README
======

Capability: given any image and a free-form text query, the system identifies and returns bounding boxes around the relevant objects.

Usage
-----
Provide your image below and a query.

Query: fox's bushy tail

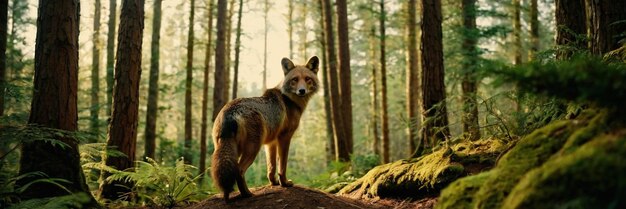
[211,114,239,201]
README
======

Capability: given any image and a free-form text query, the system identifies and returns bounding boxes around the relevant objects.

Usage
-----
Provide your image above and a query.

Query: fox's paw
[239,191,253,198]
[279,179,294,187]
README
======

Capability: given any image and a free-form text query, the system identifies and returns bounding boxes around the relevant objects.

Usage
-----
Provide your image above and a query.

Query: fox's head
[281,56,320,98]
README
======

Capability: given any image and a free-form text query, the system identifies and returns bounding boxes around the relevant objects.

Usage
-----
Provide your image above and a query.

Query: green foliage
[435,171,492,209]
[492,56,626,109]
[0,171,76,208]
[103,158,205,207]
[6,192,93,209]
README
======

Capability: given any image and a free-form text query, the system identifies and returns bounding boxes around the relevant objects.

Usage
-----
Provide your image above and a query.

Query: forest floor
[184,185,437,209]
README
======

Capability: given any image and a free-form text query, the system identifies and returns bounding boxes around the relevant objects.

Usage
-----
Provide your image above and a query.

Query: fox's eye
[305,77,312,82]
[291,78,298,82]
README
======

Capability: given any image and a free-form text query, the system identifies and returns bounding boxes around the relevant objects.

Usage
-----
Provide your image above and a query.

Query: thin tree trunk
[512,0,522,65]
[368,23,379,157]
[184,0,195,165]
[288,0,293,58]
[144,0,162,161]
[106,0,117,118]
[529,0,539,60]
[18,0,97,205]
[300,0,308,58]
[100,0,145,199]
[223,0,235,101]
[406,0,419,156]
[91,0,102,138]
[316,0,335,164]
[232,0,243,99]
[212,0,228,120]
[555,0,586,59]
[0,0,7,116]
[461,0,480,141]
[200,0,215,181]
[585,0,626,55]
[419,0,450,154]
[335,0,353,162]
[263,0,269,90]
[321,0,346,162]
[379,0,390,163]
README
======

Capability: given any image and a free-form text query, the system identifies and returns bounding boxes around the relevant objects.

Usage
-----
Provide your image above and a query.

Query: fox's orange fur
[211,56,320,202]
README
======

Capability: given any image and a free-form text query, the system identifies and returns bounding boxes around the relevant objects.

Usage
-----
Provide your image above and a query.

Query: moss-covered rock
[435,171,492,209]
[338,140,505,199]
[502,132,626,209]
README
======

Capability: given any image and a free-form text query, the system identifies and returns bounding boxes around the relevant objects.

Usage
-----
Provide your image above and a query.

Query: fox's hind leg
[265,143,279,185]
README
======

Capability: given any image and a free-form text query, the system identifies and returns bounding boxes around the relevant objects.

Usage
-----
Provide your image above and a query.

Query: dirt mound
[185,186,387,209]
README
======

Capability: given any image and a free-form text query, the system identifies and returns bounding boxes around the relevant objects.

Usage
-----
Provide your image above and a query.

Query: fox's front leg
[265,144,279,185]
[277,135,294,187]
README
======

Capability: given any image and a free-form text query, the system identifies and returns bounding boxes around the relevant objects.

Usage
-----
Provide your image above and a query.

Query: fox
[211,56,320,202]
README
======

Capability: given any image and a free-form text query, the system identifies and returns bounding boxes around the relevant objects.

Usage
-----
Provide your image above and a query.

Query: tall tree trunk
[406,0,419,156]
[144,0,162,161]
[585,0,626,55]
[299,0,308,58]
[419,0,450,154]
[18,0,97,205]
[379,0,390,163]
[512,0,522,65]
[212,0,228,120]
[529,0,539,60]
[316,0,335,164]
[232,0,243,99]
[100,0,145,199]
[223,0,235,101]
[321,0,346,162]
[0,0,7,116]
[91,0,102,138]
[461,0,480,141]
[555,0,586,60]
[106,0,117,118]
[184,0,195,165]
[200,0,215,181]
[262,0,269,90]
[335,0,353,162]
[368,23,380,157]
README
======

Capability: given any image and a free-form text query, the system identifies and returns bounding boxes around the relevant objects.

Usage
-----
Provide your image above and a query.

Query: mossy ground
[437,109,626,209]
[337,139,505,199]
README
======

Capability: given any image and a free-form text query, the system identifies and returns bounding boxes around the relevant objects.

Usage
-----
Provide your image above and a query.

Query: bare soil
[184,185,437,209]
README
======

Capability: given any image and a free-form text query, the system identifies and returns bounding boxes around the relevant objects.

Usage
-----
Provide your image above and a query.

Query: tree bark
[106,0,117,118]
[99,0,145,200]
[555,0,586,60]
[585,0,626,55]
[335,0,353,162]
[144,0,162,161]
[419,0,450,154]
[406,0,419,156]
[90,0,102,138]
[321,0,347,162]
[223,0,235,101]
[379,0,390,163]
[0,0,7,116]
[288,0,293,58]
[232,0,243,99]
[212,0,228,121]
[299,0,308,58]
[18,0,97,205]
[200,0,215,181]
[184,0,195,165]
[461,0,480,141]
[529,0,539,60]
[316,0,335,164]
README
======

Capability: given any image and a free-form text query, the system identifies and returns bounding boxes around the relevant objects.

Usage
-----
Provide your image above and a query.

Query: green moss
[503,133,626,209]
[435,171,492,209]
[473,120,580,209]
[338,148,466,199]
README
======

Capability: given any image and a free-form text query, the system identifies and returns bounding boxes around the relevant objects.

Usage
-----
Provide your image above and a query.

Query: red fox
[211,56,320,202]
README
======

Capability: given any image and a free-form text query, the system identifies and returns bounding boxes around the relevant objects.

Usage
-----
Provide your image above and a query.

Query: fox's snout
[297,88,306,96]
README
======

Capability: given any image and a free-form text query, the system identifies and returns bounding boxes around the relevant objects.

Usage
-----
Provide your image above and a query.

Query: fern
[104,158,203,207]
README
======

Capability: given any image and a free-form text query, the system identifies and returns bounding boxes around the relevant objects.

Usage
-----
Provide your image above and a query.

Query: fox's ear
[281,57,295,75]
[306,56,319,74]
